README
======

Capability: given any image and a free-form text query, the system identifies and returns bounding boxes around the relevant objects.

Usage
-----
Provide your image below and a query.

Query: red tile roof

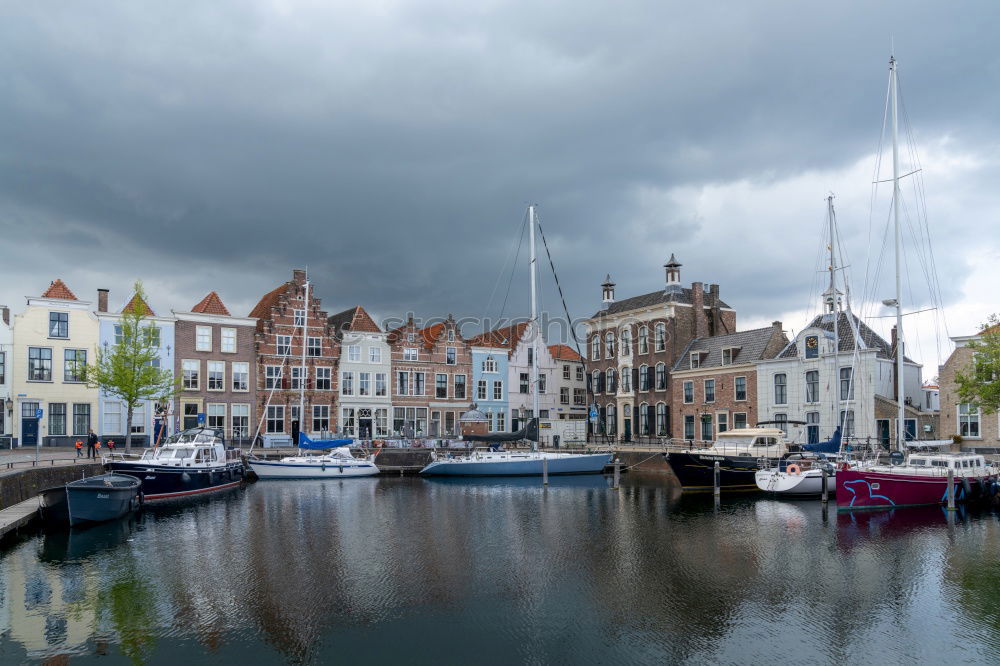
[41,279,78,301]
[548,344,582,362]
[419,322,446,349]
[329,306,381,333]
[122,293,155,316]
[466,322,529,351]
[249,283,286,319]
[192,291,231,316]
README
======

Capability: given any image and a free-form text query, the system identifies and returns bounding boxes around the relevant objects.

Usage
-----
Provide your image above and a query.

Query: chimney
[708,284,722,335]
[772,320,783,331]
[97,289,109,313]
[601,274,616,310]
[292,269,307,285]
[0,306,9,326]
[664,253,682,292]
[691,282,707,338]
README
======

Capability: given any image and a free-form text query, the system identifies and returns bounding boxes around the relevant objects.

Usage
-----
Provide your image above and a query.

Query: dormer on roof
[121,293,155,317]
[192,292,231,316]
[41,279,78,301]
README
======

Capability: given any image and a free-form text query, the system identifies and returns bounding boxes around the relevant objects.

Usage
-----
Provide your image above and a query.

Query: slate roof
[672,326,783,371]
[548,344,583,362]
[191,291,231,316]
[466,322,529,351]
[41,279,78,301]
[121,293,155,316]
[777,312,914,362]
[591,286,730,319]
[328,306,382,335]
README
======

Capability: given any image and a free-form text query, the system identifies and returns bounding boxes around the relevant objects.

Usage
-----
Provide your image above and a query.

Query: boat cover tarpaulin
[801,426,841,454]
[298,433,354,450]
[463,418,539,443]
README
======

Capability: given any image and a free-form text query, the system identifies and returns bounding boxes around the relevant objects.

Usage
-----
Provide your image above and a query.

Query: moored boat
[38,473,142,527]
[105,427,246,500]
[248,435,379,479]
[420,448,612,476]
[665,427,796,492]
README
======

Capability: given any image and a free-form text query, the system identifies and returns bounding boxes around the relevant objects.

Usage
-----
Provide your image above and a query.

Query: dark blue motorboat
[39,473,142,527]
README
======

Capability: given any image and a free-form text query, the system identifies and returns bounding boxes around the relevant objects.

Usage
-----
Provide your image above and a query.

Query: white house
[329,306,391,438]
[1,305,12,444]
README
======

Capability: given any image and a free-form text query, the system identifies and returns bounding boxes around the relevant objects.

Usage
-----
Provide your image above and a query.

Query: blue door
[21,418,38,446]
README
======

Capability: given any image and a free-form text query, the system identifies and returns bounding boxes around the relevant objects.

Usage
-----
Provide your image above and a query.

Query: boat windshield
[164,429,218,445]
[155,447,196,460]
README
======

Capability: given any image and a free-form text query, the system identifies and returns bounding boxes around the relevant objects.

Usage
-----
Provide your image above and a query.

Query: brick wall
[671,366,758,441]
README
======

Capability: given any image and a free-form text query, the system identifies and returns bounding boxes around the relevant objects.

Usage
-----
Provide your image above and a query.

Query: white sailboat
[420,205,612,477]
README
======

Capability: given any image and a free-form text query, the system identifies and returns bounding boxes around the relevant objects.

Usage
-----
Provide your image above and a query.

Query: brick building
[387,315,471,438]
[583,255,736,440]
[671,324,787,443]
[938,327,998,445]
[172,291,257,442]
[250,270,339,442]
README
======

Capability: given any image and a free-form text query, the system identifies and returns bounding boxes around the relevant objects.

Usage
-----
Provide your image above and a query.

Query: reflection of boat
[665,428,795,491]
[105,427,246,500]
[422,474,611,490]
[38,473,142,527]
[248,438,379,479]
[38,516,137,563]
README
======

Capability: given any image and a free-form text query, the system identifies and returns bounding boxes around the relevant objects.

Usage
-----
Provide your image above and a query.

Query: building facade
[96,289,176,446]
[0,305,11,444]
[757,310,929,448]
[584,255,736,441]
[671,324,787,443]
[387,315,471,438]
[469,344,510,435]
[938,328,999,445]
[328,306,391,439]
[11,280,99,447]
[548,344,588,442]
[173,291,258,443]
[251,270,339,442]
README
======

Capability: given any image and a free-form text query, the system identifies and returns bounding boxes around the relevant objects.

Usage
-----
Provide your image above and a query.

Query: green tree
[954,313,1000,415]
[85,280,179,452]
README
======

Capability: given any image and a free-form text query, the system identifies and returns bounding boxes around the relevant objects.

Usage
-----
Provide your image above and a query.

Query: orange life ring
[786,464,801,475]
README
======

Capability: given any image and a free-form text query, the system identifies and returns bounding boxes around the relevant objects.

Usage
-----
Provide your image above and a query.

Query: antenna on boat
[528,204,540,453]
[889,54,906,453]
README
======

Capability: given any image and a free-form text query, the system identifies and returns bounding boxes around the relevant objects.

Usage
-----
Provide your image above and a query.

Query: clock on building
[805,335,819,359]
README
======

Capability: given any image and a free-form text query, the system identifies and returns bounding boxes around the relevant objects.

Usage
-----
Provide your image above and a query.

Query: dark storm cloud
[1,1,997,344]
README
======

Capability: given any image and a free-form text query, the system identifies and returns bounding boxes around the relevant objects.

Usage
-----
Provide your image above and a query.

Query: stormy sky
[1,1,998,373]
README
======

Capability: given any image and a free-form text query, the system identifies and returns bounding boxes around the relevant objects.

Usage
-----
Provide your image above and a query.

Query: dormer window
[447,329,455,342]
[721,347,740,365]
[407,332,415,343]
[690,352,701,369]
[804,335,819,359]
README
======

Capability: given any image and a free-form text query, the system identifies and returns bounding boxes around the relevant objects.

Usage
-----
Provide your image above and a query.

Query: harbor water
[2,473,1000,664]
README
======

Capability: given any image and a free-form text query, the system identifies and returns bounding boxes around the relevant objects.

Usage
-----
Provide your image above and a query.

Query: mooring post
[821,468,829,504]
[947,468,956,511]
[713,461,721,498]
[613,458,621,490]
[542,457,549,486]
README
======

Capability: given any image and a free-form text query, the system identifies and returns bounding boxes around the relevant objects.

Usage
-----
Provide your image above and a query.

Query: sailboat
[419,205,613,477]
[835,56,998,510]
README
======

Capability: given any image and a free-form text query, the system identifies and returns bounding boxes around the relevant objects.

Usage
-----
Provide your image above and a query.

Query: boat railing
[103,452,146,463]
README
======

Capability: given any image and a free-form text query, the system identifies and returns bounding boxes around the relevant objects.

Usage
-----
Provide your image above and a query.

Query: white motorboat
[420,448,612,476]
[755,461,840,497]
[249,444,379,479]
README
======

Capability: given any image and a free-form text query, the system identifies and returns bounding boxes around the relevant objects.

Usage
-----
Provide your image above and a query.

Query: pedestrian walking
[87,429,98,459]
[94,440,101,458]
[107,439,115,454]
[75,440,83,457]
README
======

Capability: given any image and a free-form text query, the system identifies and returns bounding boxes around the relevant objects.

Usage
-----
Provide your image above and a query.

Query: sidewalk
[0,447,104,478]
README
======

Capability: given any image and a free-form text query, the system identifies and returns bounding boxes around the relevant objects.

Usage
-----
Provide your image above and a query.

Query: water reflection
[1,475,999,664]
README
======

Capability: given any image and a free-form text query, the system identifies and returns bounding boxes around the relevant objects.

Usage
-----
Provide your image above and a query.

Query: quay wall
[612,450,672,474]
[0,464,104,511]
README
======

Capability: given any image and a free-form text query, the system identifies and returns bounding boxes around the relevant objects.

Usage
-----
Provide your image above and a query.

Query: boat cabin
[708,428,790,457]
[137,428,230,468]
[904,453,988,476]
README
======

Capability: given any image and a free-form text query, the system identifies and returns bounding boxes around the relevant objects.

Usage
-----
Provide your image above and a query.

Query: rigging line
[479,207,528,334]
[864,71,893,315]
[495,208,529,335]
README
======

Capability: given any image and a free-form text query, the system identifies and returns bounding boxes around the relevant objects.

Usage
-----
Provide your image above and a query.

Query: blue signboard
[35,408,43,420]
[197,412,206,425]
[589,406,598,422]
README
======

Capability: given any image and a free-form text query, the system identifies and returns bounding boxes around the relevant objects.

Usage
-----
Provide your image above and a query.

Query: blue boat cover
[801,426,841,454]
[298,433,354,450]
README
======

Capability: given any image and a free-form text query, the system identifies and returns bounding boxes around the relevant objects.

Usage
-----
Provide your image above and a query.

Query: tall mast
[529,204,540,452]
[890,55,906,452]
[299,276,309,446]
[827,195,840,440]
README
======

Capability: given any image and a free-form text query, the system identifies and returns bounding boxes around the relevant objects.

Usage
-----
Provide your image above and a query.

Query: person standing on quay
[75,440,83,457]
[87,429,98,459]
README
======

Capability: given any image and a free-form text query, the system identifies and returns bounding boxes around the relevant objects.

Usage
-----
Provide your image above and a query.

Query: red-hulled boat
[836,452,999,510]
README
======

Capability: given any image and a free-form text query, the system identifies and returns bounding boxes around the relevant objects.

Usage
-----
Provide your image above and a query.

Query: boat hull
[105,461,246,500]
[836,469,997,510]
[419,452,612,476]
[666,451,772,491]
[755,469,836,496]
[39,474,142,527]
[248,459,380,479]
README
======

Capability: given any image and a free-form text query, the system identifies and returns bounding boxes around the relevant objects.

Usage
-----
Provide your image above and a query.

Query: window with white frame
[717,412,728,434]
[454,374,466,399]
[496,411,505,432]
[477,379,487,400]
[313,405,330,432]
[0,351,5,385]
[620,327,632,356]
[293,309,305,326]
[591,336,600,360]
[207,403,226,431]
[342,371,354,395]
[700,413,713,441]
[308,337,322,357]
[721,348,734,365]
[291,366,306,390]
[403,348,418,361]
[358,372,371,396]
[316,367,332,390]
[574,388,585,405]
[103,401,123,435]
[656,403,667,436]
[735,376,747,401]
[638,365,649,391]
[49,312,69,338]
[414,372,425,395]
[276,335,292,356]
[73,403,90,435]
[690,352,701,369]
[655,323,666,352]
[182,360,199,389]
[683,380,693,403]
[840,367,854,401]
[221,328,237,353]
[397,371,409,395]
[591,370,601,394]
[436,373,448,398]
[369,346,382,363]
[638,325,649,354]
[143,325,160,347]
[704,379,716,403]
[560,387,569,404]
[342,408,356,436]
[114,324,124,345]
[774,373,787,404]
[805,370,819,403]
[520,373,529,394]
[563,364,570,380]
[448,329,455,342]
[376,372,387,396]
[621,367,632,393]
[232,404,250,439]
[446,347,457,365]
[483,357,497,373]
[345,344,359,362]
[655,363,666,390]
[196,326,212,351]
[207,361,224,390]
[266,405,284,433]
[265,365,282,390]
[493,380,503,401]
[684,414,695,440]
[734,412,748,429]
[576,365,583,381]
[539,374,546,393]
[232,362,249,391]
[839,409,855,437]
[129,401,146,434]
[28,347,52,381]
[605,331,616,358]
[959,403,980,438]
[64,349,86,383]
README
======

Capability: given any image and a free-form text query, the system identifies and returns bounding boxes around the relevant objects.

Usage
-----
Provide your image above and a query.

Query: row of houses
[582,255,989,449]
[0,270,587,447]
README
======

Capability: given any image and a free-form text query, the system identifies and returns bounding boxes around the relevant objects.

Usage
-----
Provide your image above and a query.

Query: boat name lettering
[97,493,109,499]
[699,456,725,462]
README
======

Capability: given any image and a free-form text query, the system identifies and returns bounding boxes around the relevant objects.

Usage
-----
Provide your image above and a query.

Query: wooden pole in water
[947,468,956,511]
[821,468,829,504]
[542,457,548,485]
[713,461,721,497]
[613,458,621,490]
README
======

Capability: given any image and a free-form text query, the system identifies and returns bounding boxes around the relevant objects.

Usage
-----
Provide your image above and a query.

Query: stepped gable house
[172,291,257,442]
[387,315,471,438]
[328,305,392,439]
[583,255,736,440]
[251,270,339,442]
